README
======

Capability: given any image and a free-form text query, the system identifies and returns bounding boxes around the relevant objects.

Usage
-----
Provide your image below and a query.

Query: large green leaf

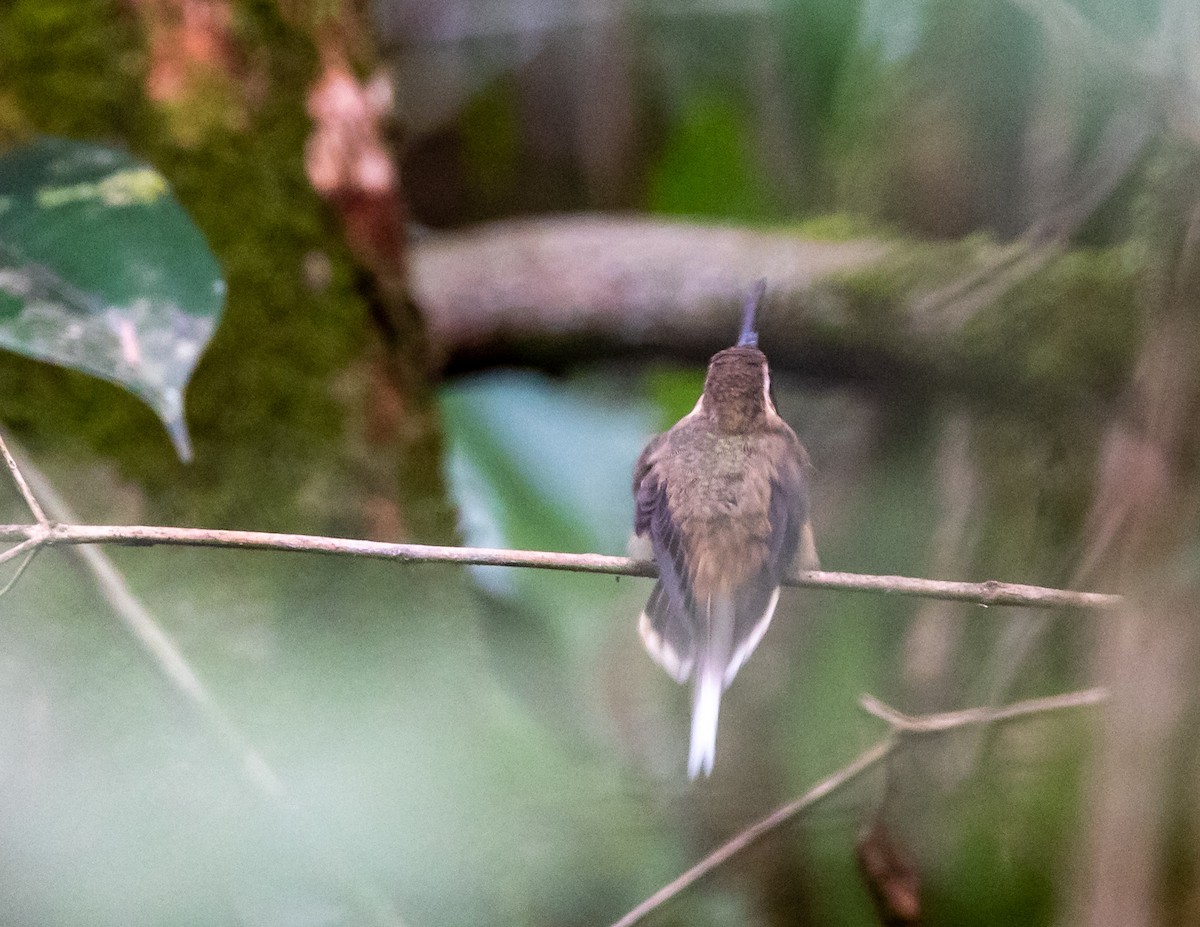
[0,137,224,461]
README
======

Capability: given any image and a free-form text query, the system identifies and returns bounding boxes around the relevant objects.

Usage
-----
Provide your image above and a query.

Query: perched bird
[633,282,818,778]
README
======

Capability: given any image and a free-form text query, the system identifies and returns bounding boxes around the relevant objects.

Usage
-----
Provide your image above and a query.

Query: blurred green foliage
[646,94,772,219]
[460,78,524,216]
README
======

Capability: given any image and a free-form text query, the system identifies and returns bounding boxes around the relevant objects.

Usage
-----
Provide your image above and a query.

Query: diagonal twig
[858,687,1110,733]
[0,544,40,598]
[607,687,1108,927]
[0,431,48,524]
[608,739,892,927]
[0,534,43,568]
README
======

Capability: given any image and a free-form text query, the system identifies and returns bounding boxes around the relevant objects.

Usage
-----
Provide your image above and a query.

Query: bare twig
[0,431,48,524]
[858,687,1110,733]
[5,454,282,779]
[0,443,1122,927]
[0,533,43,567]
[802,568,1117,609]
[608,688,1108,927]
[608,740,893,927]
[0,544,39,597]
[0,522,1121,610]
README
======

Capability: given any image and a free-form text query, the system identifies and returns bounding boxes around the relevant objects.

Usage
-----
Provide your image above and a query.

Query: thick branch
[410,215,890,374]
[0,522,1121,610]
[408,216,1132,414]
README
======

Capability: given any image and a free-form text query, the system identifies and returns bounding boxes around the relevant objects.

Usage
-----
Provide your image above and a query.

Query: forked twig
[0,534,42,567]
[607,688,1108,927]
[608,740,892,927]
[858,687,1109,733]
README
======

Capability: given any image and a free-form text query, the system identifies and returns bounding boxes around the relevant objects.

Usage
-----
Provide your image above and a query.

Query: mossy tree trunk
[0,0,457,543]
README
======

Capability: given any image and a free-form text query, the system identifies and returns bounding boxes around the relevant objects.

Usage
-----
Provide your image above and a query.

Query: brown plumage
[634,331,817,778]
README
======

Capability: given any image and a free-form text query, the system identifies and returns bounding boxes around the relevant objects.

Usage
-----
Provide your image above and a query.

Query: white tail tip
[688,672,722,779]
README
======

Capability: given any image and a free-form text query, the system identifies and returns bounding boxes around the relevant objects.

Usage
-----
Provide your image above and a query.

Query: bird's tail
[688,667,722,778]
[688,594,735,779]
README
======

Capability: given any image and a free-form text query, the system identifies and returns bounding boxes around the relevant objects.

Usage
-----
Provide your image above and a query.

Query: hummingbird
[633,281,818,778]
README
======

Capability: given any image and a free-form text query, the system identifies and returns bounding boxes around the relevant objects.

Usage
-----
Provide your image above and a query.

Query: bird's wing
[632,432,665,534]
[634,450,698,682]
[771,429,818,571]
[638,580,694,683]
[723,579,780,687]
[725,433,814,686]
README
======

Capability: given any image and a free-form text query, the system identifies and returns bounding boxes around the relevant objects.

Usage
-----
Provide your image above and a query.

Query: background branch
[411,215,889,374]
[407,216,1135,417]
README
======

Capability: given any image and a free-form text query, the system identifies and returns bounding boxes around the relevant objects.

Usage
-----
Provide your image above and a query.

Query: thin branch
[607,687,1108,927]
[801,568,1117,609]
[609,740,893,927]
[0,522,1122,610]
[0,545,39,598]
[0,533,43,567]
[858,687,1110,733]
[908,238,1038,326]
[911,240,1063,334]
[0,431,48,524]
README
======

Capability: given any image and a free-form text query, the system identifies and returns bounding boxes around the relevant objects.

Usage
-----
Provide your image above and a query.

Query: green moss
[791,212,899,242]
[157,69,250,147]
[0,0,145,140]
[0,0,454,540]
[828,235,985,336]
[961,246,1140,404]
[828,235,1139,409]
